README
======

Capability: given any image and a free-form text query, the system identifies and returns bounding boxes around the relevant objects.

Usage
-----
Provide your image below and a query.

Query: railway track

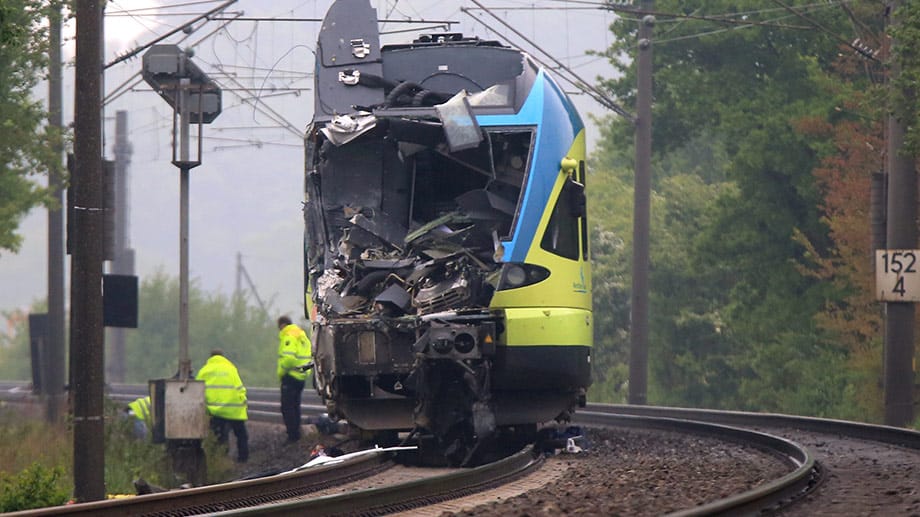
[3,381,920,515]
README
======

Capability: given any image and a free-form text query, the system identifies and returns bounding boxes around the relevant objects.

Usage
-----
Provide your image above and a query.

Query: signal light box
[142,44,221,124]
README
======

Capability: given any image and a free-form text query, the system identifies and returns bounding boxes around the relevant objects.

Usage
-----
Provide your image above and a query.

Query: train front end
[303,0,591,463]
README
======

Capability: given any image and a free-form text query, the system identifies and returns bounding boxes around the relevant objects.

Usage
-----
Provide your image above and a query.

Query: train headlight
[504,265,527,287]
[497,263,550,291]
[454,332,476,354]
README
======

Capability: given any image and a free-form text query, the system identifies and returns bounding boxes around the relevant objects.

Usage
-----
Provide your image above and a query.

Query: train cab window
[409,129,533,240]
[540,178,581,260]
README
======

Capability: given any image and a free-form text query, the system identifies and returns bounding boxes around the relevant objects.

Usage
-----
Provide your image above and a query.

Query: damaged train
[303,0,592,465]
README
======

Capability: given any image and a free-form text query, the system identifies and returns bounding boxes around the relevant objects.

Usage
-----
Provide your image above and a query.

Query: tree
[124,270,278,387]
[592,1,877,414]
[0,0,63,253]
[0,310,33,380]
[587,166,639,403]
[0,273,283,386]
[794,57,889,421]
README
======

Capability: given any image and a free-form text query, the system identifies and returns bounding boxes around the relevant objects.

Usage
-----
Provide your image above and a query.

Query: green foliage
[125,270,279,387]
[0,0,66,253]
[0,309,33,379]
[648,172,740,408]
[890,2,920,154]
[201,433,238,484]
[0,410,71,477]
[586,166,636,403]
[0,399,243,507]
[589,1,877,416]
[102,398,236,490]
[0,463,69,512]
[103,400,171,494]
[0,272,279,387]
[0,408,71,510]
[733,331,854,418]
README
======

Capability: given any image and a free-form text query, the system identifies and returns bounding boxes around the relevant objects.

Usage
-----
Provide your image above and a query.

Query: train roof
[312,0,540,124]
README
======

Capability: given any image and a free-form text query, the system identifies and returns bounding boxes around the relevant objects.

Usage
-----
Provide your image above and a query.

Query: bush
[202,433,237,484]
[0,463,69,512]
[104,400,172,494]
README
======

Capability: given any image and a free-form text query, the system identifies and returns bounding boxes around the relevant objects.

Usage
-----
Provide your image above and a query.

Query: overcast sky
[0,0,620,327]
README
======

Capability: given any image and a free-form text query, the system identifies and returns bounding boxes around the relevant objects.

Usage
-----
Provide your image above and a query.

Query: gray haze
[0,0,618,328]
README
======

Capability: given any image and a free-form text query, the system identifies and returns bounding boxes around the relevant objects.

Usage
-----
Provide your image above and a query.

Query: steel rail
[3,378,543,516]
[209,443,542,516]
[575,411,819,516]
[591,403,920,450]
[14,383,913,515]
[5,451,391,517]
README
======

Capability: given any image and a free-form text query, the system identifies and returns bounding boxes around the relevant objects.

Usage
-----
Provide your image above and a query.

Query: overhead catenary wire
[108,0,161,38]
[104,11,244,104]
[105,0,239,69]
[203,56,305,137]
[130,86,311,92]
[104,10,305,151]
[462,0,635,122]
[550,0,873,58]
[768,0,880,62]
[107,0,227,15]
[208,15,458,27]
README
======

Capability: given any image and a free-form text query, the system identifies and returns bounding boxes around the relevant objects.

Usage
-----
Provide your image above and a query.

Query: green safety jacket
[195,354,248,421]
[127,396,152,428]
[277,323,312,381]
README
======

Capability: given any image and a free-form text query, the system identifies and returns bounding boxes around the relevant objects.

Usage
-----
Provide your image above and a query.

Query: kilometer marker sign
[876,249,920,302]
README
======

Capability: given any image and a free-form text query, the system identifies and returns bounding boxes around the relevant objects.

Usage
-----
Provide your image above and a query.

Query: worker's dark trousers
[210,416,249,462]
[281,374,305,442]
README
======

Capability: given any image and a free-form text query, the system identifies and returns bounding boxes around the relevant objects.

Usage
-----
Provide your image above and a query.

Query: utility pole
[142,44,222,381]
[107,110,134,383]
[178,76,193,380]
[142,45,222,485]
[71,0,106,502]
[236,252,272,322]
[883,0,916,427]
[236,252,242,298]
[629,0,653,405]
[45,0,66,425]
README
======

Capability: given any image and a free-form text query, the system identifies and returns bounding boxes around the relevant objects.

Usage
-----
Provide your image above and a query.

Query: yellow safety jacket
[195,354,248,421]
[127,396,152,428]
[278,323,312,381]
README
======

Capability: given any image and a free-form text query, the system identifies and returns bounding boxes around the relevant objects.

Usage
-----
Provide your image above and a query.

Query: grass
[0,410,72,485]
[0,410,72,510]
[0,398,241,509]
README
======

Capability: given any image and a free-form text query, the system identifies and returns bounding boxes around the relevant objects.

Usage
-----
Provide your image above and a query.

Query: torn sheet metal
[290,445,418,471]
[435,90,483,152]
[375,284,412,314]
[350,212,407,251]
[321,113,377,146]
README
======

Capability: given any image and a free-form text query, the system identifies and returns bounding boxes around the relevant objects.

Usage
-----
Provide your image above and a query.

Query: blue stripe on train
[476,70,584,262]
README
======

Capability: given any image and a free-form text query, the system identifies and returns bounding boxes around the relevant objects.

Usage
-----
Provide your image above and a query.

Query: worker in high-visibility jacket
[277,315,312,443]
[126,396,152,440]
[196,349,248,463]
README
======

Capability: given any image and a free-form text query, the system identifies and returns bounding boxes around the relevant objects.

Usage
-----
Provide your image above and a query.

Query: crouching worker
[126,396,152,440]
[196,348,249,463]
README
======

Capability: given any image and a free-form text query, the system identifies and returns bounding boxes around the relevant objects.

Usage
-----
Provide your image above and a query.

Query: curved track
[588,404,920,516]
[5,382,919,515]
